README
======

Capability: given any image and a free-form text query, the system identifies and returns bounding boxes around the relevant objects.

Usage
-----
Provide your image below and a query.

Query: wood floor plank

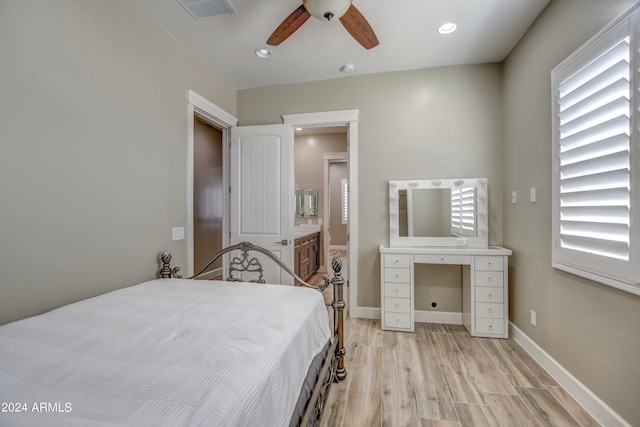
[342,344,382,426]
[504,339,559,387]
[421,419,462,427]
[429,331,486,405]
[453,402,501,427]
[381,344,421,426]
[546,386,600,427]
[484,393,538,427]
[450,329,518,396]
[408,338,459,422]
[479,338,547,389]
[517,387,581,426]
[319,318,360,427]
[424,322,450,334]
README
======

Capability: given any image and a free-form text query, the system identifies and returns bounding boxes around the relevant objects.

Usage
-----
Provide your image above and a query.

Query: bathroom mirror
[389,178,488,247]
[295,189,318,218]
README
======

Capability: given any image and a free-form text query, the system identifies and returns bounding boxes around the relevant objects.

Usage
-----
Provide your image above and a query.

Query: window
[551,5,639,295]
[341,179,348,225]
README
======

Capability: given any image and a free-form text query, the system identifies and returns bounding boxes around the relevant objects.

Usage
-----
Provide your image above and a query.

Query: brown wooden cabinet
[294,232,320,283]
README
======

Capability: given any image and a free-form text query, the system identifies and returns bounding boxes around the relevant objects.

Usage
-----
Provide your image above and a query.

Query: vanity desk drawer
[384,254,412,268]
[475,318,505,335]
[383,313,411,330]
[414,254,470,265]
[384,268,411,283]
[384,282,411,299]
[475,271,504,287]
[475,302,504,318]
[475,287,504,303]
[385,297,411,313]
[475,256,504,271]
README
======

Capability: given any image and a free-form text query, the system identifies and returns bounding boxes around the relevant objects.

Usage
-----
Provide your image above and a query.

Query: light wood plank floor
[318,316,600,427]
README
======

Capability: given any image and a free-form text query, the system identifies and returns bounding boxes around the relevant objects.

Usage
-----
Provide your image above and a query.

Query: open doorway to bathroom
[293,126,348,293]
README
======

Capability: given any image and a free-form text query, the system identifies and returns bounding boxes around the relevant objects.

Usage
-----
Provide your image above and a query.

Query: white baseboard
[348,307,462,325]
[329,245,348,251]
[349,306,380,319]
[415,310,462,324]
[509,322,631,427]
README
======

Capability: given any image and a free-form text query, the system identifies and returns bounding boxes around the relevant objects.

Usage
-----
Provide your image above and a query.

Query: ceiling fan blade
[267,5,312,46]
[339,5,378,49]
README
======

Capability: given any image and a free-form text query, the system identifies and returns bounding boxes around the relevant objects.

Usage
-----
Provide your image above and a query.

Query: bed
[0,242,346,426]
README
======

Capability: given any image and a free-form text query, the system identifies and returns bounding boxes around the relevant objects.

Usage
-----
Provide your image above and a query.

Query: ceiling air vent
[177,0,237,19]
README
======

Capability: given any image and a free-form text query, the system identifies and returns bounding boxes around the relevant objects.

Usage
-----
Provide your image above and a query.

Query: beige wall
[0,0,236,324]
[502,0,640,424]
[294,132,347,228]
[239,64,504,309]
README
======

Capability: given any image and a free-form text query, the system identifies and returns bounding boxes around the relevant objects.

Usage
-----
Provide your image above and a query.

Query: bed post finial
[159,251,182,279]
[331,256,347,381]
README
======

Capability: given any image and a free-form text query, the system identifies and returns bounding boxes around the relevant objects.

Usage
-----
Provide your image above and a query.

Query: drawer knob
[394,288,399,294]
[440,257,445,262]
[487,276,493,281]
[488,293,493,299]
[488,308,493,313]
[394,273,399,278]
[394,259,399,263]
[488,325,493,329]
[395,318,400,323]
[394,303,399,308]
[487,262,492,266]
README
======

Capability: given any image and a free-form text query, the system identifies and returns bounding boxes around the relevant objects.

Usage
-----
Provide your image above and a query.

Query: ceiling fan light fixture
[303,0,352,21]
[437,22,458,35]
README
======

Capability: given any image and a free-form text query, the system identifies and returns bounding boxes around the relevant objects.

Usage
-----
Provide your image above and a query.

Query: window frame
[551,4,640,296]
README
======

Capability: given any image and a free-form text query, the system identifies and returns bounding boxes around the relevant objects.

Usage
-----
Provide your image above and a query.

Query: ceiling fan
[267,0,379,50]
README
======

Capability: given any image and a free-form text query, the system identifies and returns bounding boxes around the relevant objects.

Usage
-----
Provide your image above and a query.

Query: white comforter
[0,279,331,426]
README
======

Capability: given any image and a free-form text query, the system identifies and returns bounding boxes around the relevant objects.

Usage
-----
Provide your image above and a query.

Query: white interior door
[230,124,294,285]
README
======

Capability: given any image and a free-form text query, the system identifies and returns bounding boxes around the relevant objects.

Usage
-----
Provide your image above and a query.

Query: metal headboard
[160,242,331,291]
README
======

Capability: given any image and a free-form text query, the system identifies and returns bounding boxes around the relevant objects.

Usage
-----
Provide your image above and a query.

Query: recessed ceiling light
[255,48,273,58]
[340,63,355,73]
[437,22,457,35]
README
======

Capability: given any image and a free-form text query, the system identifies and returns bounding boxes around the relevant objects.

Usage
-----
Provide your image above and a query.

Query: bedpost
[331,256,347,381]
[159,251,182,279]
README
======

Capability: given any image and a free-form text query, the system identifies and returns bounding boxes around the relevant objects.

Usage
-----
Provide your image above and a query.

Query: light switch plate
[511,191,517,204]
[530,188,536,203]
[172,227,185,241]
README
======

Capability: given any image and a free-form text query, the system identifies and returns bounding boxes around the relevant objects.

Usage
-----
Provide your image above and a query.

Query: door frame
[283,110,359,316]
[186,90,237,277]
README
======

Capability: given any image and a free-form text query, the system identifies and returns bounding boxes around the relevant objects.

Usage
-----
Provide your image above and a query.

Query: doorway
[193,117,223,279]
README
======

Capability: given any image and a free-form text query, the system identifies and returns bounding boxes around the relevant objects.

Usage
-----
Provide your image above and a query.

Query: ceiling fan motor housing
[303,0,352,21]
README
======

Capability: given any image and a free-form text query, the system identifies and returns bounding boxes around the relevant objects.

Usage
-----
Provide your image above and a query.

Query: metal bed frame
[159,242,346,426]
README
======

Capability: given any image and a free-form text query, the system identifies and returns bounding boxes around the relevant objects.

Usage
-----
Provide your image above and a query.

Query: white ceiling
[133,0,550,89]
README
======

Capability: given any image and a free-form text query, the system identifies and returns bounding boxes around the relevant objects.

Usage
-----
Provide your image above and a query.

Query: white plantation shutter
[552,7,639,295]
[341,179,348,225]
[451,187,476,237]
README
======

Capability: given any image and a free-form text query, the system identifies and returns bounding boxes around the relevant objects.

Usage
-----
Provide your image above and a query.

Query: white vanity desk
[383,178,511,338]
[379,245,512,338]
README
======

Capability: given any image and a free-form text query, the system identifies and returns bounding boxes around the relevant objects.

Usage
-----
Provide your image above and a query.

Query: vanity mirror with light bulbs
[380,178,511,338]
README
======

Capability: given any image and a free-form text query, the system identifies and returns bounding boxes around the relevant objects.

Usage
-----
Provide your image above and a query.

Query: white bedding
[0,279,331,426]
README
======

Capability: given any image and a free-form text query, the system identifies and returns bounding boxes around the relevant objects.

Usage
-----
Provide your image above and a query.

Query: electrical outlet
[530,310,537,327]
